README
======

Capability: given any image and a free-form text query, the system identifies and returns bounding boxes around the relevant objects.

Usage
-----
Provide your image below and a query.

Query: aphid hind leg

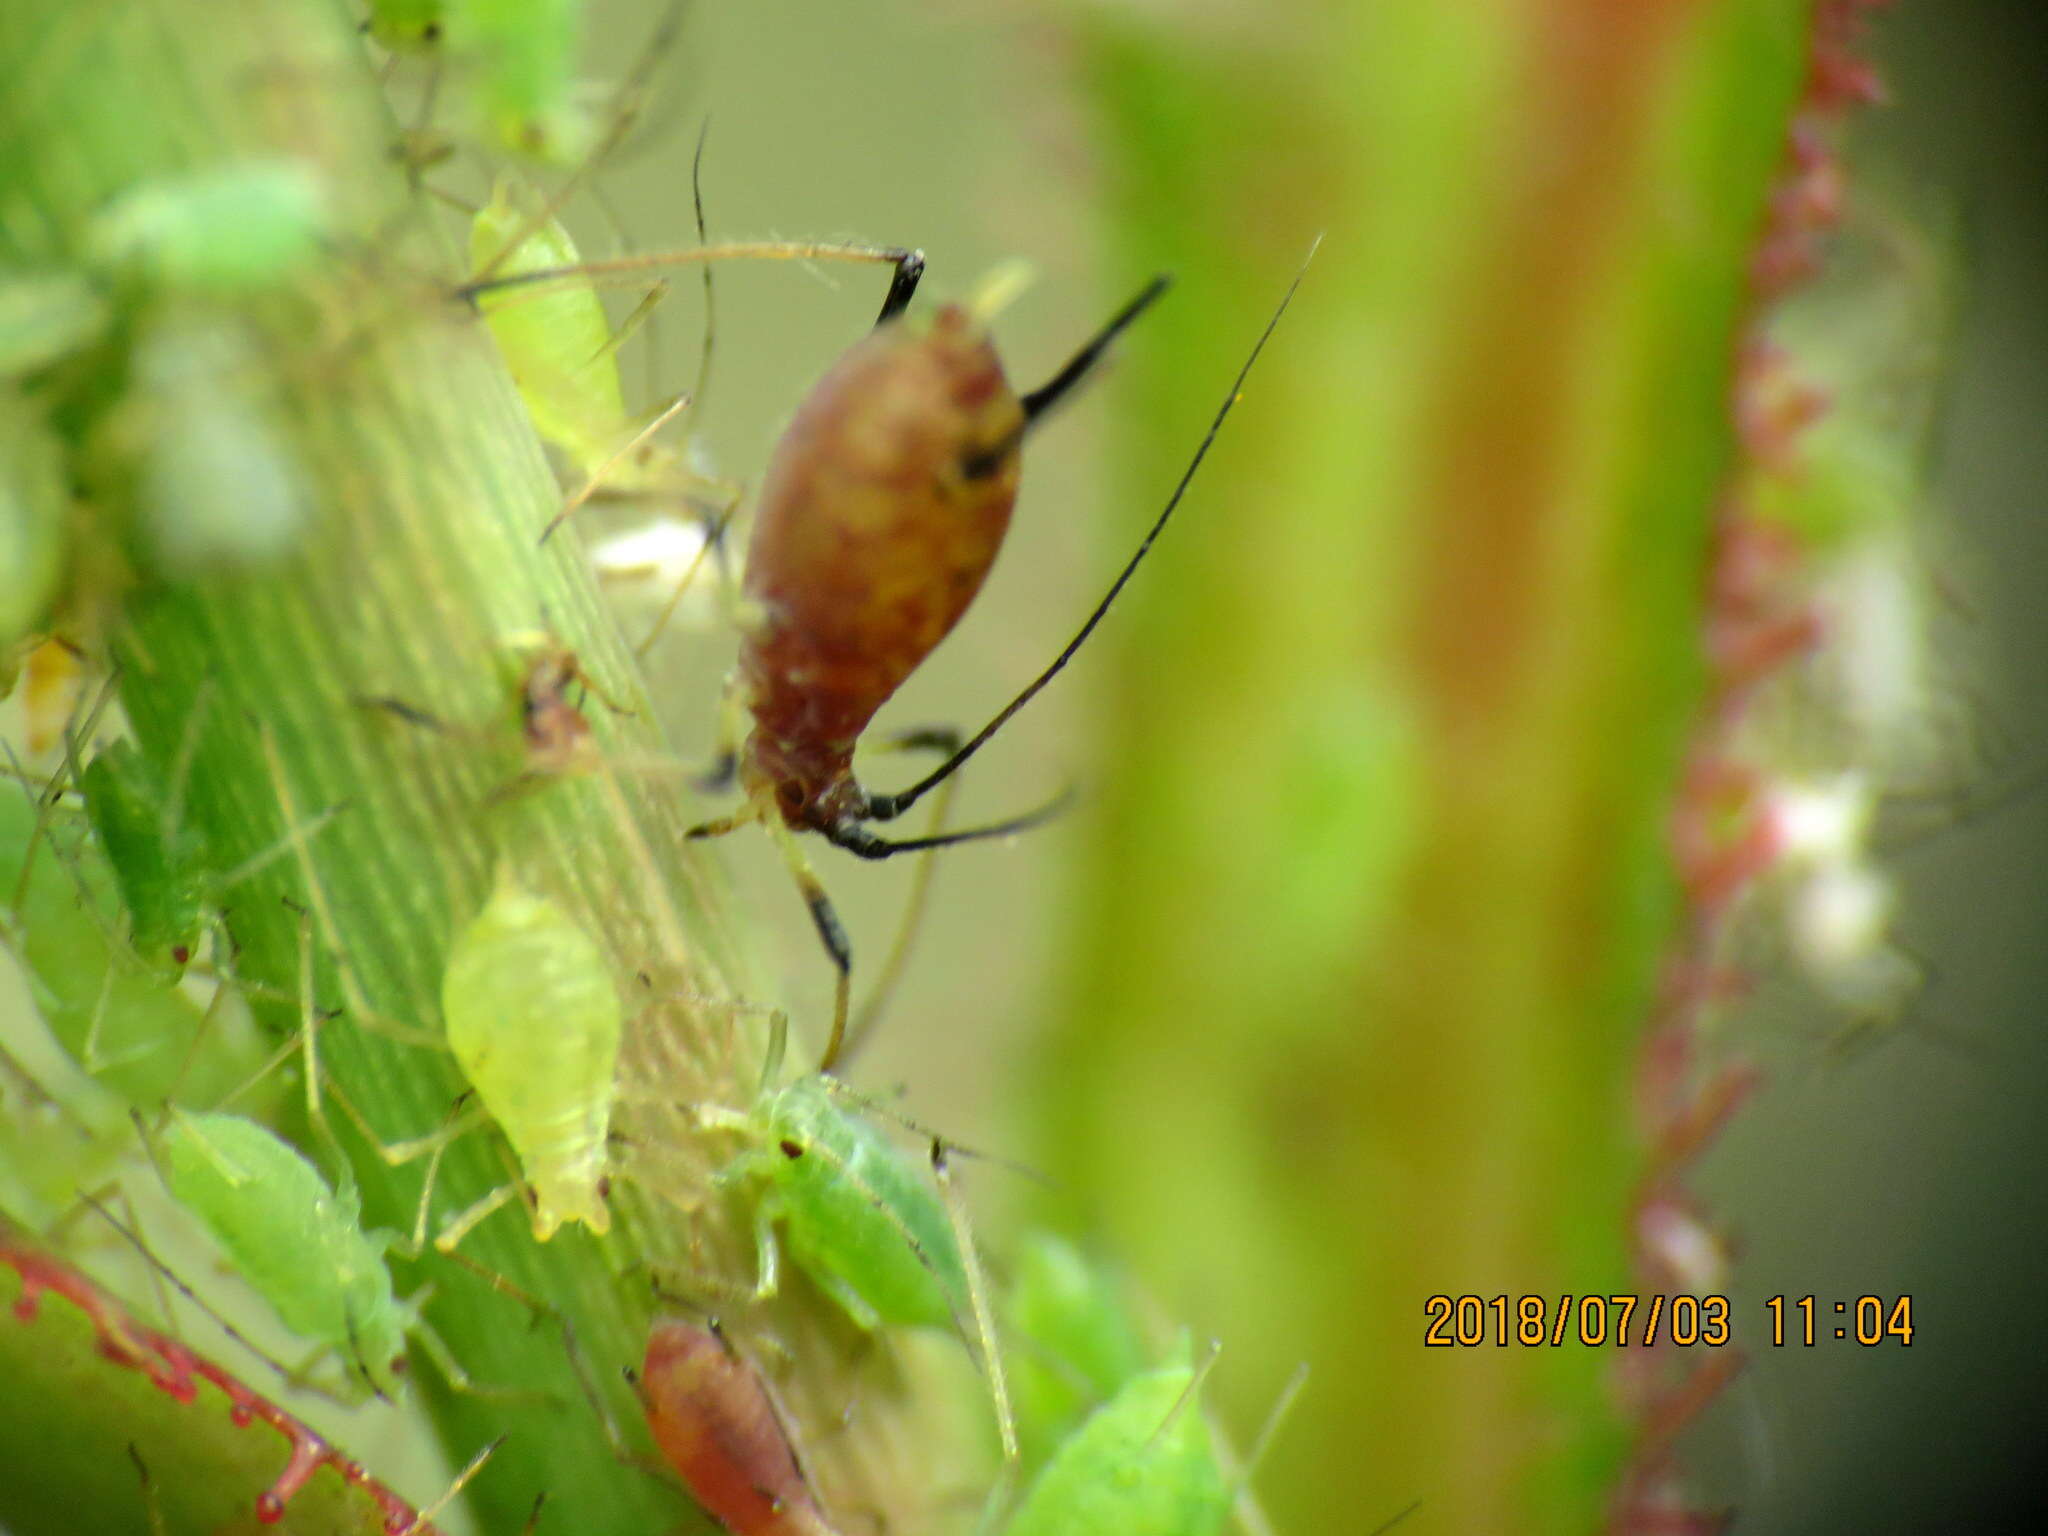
[760,814,855,1074]
[930,1140,1017,1473]
[687,672,751,795]
[843,727,964,1062]
[633,482,747,661]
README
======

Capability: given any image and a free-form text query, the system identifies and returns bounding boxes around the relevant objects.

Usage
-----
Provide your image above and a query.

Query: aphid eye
[778,1139,804,1161]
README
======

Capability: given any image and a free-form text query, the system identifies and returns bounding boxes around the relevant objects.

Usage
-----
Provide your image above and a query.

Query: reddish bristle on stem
[1,1234,437,1533]
[639,1320,839,1536]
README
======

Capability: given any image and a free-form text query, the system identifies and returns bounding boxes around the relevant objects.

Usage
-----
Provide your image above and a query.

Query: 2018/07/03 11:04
[1421,1294,1915,1347]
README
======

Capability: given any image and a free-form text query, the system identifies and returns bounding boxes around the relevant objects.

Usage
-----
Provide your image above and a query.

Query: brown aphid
[638,1319,841,1536]
[688,275,1172,1070]
[691,251,1312,1071]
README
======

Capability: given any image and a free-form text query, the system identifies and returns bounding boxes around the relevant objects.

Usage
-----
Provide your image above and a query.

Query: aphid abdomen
[442,865,623,1239]
[737,305,1025,825]
[759,1078,966,1334]
[639,1320,840,1536]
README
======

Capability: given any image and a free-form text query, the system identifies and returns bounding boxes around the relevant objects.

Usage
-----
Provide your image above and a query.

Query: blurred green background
[6,0,2044,1530]
[608,2,2046,1530]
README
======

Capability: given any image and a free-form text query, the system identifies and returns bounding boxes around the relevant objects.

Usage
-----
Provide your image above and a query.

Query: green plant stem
[1042,2,1812,1530]
[1,1,763,1529]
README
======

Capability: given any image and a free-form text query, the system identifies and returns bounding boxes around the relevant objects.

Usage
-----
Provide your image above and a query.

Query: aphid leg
[1222,1361,1310,1536]
[874,249,925,325]
[688,673,751,794]
[930,1141,1017,1472]
[400,1434,505,1536]
[128,1442,167,1536]
[539,388,694,544]
[429,1181,526,1257]
[761,813,855,1074]
[403,1305,548,1402]
[459,241,928,312]
[633,482,746,661]
[843,727,963,1061]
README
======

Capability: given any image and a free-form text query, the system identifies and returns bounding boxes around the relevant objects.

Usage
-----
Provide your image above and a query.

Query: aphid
[85,161,327,295]
[79,738,210,971]
[70,712,345,975]
[2,706,280,1118]
[438,861,622,1241]
[688,256,1313,1069]
[464,172,928,653]
[1003,1230,1149,1473]
[1002,1356,1227,1536]
[155,1107,411,1400]
[363,0,444,53]
[451,0,592,162]
[637,1317,841,1536]
[469,176,664,483]
[663,1013,1014,1460]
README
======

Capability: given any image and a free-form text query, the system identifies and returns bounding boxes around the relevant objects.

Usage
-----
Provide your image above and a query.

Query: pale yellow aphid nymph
[441,862,622,1239]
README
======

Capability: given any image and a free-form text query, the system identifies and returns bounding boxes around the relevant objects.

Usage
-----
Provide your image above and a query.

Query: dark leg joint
[875,250,926,326]
[692,750,738,795]
[803,888,852,973]
[877,725,964,756]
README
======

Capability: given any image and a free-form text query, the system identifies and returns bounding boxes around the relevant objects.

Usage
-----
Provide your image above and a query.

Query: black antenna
[866,239,1320,823]
[827,788,1073,859]
[1019,275,1172,424]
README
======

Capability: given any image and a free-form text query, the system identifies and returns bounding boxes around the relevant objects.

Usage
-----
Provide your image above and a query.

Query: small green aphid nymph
[159,1108,409,1399]
[672,1013,1014,1464]
[715,1072,969,1335]
[440,861,622,1239]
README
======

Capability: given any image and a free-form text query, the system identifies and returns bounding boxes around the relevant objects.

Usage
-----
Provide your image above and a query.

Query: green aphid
[0,789,259,1117]
[87,161,326,294]
[441,863,622,1239]
[160,1109,409,1400]
[708,1072,972,1336]
[79,739,210,972]
[0,389,69,646]
[363,0,444,51]
[1005,1231,1149,1471]
[469,178,648,478]
[448,0,590,161]
[1003,1359,1229,1536]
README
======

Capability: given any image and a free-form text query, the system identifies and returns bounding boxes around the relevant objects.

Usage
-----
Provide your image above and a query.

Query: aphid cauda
[688,254,1314,1070]
[637,1317,842,1536]
[438,860,622,1240]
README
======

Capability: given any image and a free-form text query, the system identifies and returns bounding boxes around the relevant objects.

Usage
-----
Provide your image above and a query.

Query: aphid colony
[1,41,1309,1524]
